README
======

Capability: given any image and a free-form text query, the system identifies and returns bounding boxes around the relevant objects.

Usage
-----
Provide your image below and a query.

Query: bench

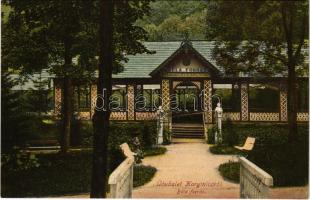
[234,137,255,151]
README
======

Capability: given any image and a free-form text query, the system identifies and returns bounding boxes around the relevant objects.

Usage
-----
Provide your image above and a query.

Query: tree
[90,0,152,197]
[206,1,308,143]
[3,0,98,153]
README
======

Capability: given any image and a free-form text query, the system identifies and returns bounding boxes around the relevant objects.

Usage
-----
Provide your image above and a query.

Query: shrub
[133,165,157,187]
[209,144,242,155]
[222,118,238,146]
[144,146,167,157]
[218,161,240,183]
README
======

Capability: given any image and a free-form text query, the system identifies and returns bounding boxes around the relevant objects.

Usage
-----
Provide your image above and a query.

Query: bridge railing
[108,143,134,198]
[239,157,273,198]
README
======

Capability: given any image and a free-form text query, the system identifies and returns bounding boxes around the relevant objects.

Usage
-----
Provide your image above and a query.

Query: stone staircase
[172,123,204,139]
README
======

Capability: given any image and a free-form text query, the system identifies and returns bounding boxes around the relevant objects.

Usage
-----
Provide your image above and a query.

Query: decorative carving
[279,85,288,121]
[127,85,135,120]
[297,113,309,122]
[161,80,170,111]
[172,81,182,90]
[249,113,279,121]
[54,83,62,116]
[91,84,97,117]
[110,112,127,120]
[191,81,201,90]
[223,112,240,121]
[203,80,212,123]
[241,84,249,121]
[135,112,157,120]
[77,111,91,120]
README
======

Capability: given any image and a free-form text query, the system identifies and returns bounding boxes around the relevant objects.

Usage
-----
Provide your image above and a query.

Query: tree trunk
[90,0,114,198]
[287,63,298,143]
[61,38,73,154]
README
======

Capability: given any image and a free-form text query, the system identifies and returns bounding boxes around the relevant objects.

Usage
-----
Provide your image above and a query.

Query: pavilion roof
[113,41,219,78]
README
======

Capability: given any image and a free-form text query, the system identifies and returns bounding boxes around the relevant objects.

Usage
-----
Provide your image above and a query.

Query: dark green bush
[218,161,240,183]
[144,146,167,157]
[209,144,242,155]
[133,165,157,187]
[222,118,239,146]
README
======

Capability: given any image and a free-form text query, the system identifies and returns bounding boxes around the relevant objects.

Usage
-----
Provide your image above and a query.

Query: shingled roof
[113,41,218,79]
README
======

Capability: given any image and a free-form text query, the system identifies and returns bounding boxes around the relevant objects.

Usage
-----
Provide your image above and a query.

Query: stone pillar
[203,80,212,123]
[54,81,62,117]
[127,84,135,120]
[241,83,249,121]
[90,84,97,117]
[279,84,288,122]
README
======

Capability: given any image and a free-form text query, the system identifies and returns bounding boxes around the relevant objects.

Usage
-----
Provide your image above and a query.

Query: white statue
[156,106,165,144]
[214,102,223,144]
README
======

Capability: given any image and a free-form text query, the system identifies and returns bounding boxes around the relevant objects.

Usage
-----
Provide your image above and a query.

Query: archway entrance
[171,81,203,124]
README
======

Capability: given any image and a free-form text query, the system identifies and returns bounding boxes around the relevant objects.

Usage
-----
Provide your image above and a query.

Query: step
[172,134,204,139]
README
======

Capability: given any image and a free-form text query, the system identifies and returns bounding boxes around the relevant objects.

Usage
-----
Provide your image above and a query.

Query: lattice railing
[249,112,279,121]
[223,112,241,121]
[297,112,309,122]
[110,112,127,120]
[135,112,157,120]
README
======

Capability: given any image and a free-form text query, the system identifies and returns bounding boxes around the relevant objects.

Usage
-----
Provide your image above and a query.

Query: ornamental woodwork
[241,84,249,121]
[279,85,288,121]
[223,112,240,121]
[91,84,97,117]
[110,112,127,120]
[297,113,309,122]
[54,83,62,116]
[249,113,279,121]
[161,79,170,111]
[135,112,157,120]
[127,85,135,120]
[203,80,212,123]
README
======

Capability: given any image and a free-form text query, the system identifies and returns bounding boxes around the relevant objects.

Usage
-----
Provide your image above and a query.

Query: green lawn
[1,150,157,197]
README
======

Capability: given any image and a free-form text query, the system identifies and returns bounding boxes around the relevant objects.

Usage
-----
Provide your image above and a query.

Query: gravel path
[133,141,239,198]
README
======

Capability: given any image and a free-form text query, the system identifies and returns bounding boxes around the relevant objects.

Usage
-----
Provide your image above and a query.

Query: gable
[112,41,220,79]
[149,41,220,78]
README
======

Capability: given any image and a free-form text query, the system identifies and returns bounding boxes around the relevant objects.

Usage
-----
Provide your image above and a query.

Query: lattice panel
[135,112,157,120]
[110,112,127,120]
[297,113,309,122]
[172,81,182,90]
[249,113,279,121]
[54,83,62,116]
[191,81,201,89]
[161,80,170,111]
[77,111,91,120]
[203,80,212,123]
[279,85,288,121]
[127,85,135,120]
[241,84,249,121]
[91,84,97,116]
[223,112,241,121]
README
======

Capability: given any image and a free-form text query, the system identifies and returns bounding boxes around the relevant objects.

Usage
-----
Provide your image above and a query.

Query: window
[249,84,279,112]
[297,79,309,112]
[111,85,126,111]
[136,85,161,111]
[74,85,90,110]
[213,84,240,112]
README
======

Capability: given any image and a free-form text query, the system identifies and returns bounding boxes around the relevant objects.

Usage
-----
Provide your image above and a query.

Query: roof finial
[181,32,192,46]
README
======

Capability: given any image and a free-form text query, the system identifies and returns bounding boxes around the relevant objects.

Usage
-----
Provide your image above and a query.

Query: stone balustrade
[108,143,135,198]
[239,157,273,198]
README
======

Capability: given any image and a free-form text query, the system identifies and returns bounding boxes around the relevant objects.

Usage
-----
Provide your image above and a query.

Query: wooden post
[91,84,97,117]
[279,84,288,122]
[127,84,135,120]
[54,80,62,117]
[241,83,249,121]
